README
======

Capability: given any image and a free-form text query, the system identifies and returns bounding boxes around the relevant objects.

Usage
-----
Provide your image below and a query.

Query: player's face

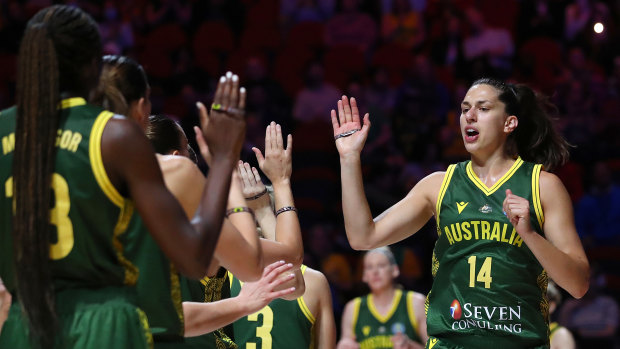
[362,252,397,291]
[460,84,512,157]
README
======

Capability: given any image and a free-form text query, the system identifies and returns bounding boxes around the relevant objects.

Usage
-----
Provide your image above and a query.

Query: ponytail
[13,6,101,347]
[472,78,570,171]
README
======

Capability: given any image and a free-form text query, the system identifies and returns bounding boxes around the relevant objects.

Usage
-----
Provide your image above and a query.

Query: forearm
[183,298,249,337]
[255,206,277,240]
[340,154,375,250]
[227,179,261,259]
[520,231,589,298]
[191,158,236,272]
[271,180,303,265]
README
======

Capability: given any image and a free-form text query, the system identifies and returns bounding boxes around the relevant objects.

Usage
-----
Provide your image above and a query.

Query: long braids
[13,5,101,347]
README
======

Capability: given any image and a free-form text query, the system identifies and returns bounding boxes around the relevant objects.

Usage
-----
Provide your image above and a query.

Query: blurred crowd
[1,0,619,346]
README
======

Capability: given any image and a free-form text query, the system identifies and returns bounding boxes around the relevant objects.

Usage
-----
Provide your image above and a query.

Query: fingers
[270,122,278,151]
[275,124,283,150]
[331,109,340,134]
[193,125,209,160]
[252,147,265,167]
[243,162,256,186]
[261,260,286,277]
[222,71,233,107]
[196,102,209,130]
[238,87,246,110]
[213,75,226,106]
[238,161,252,189]
[285,134,293,155]
[230,73,239,108]
[350,97,361,124]
[252,167,263,185]
[263,262,294,283]
[269,287,296,299]
[361,113,371,134]
[342,95,352,123]
[337,99,346,126]
[264,124,272,153]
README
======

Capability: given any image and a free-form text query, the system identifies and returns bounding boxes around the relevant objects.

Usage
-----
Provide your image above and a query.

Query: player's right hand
[331,95,370,159]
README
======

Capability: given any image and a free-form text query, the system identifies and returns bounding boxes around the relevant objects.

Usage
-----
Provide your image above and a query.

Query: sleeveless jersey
[352,289,422,349]
[548,322,563,342]
[181,267,237,349]
[124,215,184,341]
[230,265,314,349]
[0,98,138,294]
[426,157,549,349]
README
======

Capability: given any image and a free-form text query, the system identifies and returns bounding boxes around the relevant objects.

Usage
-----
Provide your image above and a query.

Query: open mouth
[464,128,479,142]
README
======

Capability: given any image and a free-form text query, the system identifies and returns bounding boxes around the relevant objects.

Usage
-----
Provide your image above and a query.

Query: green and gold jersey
[548,322,562,342]
[426,157,549,349]
[352,289,422,349]
[0,98,137,295]
[124,215,184,341]
[181,268,237,349]
[230,265,314,349]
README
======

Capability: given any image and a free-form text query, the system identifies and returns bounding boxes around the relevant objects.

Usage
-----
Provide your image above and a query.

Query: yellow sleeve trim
[436,165,456,227]
[298,296,316,325]
[89,111,124,208]
[136,308,154,349]
[351,297,362,335]
[531,164,544,229]
[112,201,138,285]
[169,263,185,336]
[406,291,418,334]
[227,271,234,289]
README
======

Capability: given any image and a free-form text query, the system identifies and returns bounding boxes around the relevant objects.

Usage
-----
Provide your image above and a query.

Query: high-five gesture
[331,95,371,157]
[252,122,292,185]
[197,72,247,165]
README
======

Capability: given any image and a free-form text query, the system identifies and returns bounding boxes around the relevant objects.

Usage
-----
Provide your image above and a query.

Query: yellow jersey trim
[465,157,524,196]
[89,111,124,208]
[60,97,86,109]
[406,291,418,334]
[368,289,402,324]
[549,322,560,341]
[136,308,154,349]
[298,265,316,324]
[112,201,138,285]
[436,165,456,227]
[169,263,185,336]
[227,271,234,288]
[532,164,544,229]
[351,297,362,334]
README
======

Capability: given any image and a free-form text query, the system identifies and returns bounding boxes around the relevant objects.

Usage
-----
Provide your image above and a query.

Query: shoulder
[538,171,569,199]
[157,154,202,177]
[303,267,331,297]
[103,114,146,144]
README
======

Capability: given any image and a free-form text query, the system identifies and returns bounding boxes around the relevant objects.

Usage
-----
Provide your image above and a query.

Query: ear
[171,150,180,156]
[504,115,518,134]
[392,265,400,279]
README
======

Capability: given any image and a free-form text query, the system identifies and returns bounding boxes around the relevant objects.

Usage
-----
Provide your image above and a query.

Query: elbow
[571,279,590,299]
[348,239,373,251]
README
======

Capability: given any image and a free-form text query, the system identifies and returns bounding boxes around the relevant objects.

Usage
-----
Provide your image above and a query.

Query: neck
[470,151,517,187]
[372,286,396,306]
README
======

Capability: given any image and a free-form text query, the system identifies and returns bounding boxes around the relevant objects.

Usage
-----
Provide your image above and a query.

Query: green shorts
[0,286,153,349]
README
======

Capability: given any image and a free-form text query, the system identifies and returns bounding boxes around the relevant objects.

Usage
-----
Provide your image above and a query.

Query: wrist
[253,205,274,218]
[340,152,361,163]
[271,178,291,188]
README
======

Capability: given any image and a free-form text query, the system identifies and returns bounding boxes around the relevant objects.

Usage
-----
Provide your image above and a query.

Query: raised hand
[237,261,296,314]
[331,95,370,157]
[237,161,267,199]
[252,122,292,186]
[503,189,533,236]
[195,72,247,165]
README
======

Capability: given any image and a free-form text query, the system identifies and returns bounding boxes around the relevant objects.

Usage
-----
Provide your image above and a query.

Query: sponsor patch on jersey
[450,299,462,319]
[456,201,469,214]
[378,326,386,334]
[478,204,492,213]
[391,322,406,334]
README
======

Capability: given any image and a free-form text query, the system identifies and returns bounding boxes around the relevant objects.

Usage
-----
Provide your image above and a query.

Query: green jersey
[124,215,184,341]
[426,157,549,349]
[230,265,314,349]
[0,98,137,295]
[352,289,422,349]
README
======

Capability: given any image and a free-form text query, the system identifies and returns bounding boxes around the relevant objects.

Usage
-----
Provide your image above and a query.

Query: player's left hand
[503,189,534,236]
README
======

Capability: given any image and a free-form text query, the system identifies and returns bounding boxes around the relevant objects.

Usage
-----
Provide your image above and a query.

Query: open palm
[330,95,371,157]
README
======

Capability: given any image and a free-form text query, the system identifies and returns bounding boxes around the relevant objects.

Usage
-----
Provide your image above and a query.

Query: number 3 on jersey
[246,306,274,349]
[468,255,492,288]
[5,174,74,260]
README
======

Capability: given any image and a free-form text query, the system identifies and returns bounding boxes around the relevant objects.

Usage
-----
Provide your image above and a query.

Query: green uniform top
[124,215,184,341]
[181,268,237,349]
[230,265,315,349]
[0,98,138,295]
[352,289,422,349]
[426,157,549,349]
[548,322,563,342]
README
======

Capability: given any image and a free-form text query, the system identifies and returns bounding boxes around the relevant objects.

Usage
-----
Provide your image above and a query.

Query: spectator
[293,60,342,123]
[325,0,378,53]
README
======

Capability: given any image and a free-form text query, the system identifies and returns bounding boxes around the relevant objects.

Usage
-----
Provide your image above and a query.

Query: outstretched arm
[332,95,440,250]
[183,261,296,337]
[503,172,589,298]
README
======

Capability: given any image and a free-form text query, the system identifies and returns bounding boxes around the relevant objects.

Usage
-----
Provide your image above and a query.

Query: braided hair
[13,5,101,347]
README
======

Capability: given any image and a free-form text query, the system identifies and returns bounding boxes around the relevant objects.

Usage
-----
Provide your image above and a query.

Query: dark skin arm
[102,74,246,279]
